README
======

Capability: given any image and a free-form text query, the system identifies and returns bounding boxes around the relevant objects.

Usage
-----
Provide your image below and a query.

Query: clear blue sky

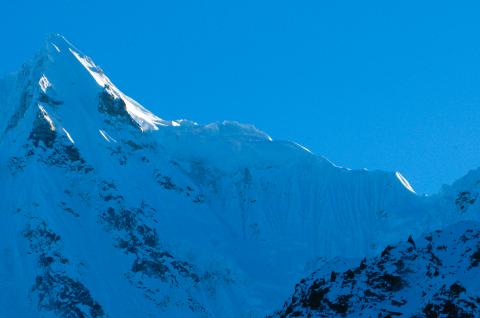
[2,0,480,194]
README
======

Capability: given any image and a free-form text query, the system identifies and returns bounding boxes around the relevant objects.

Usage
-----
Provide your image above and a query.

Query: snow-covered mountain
[0,34,477,317]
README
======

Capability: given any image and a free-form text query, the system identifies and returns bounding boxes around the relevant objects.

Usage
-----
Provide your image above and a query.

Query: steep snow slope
[272,221,480,317]
[0,34,456,317]
[430,167,480,224]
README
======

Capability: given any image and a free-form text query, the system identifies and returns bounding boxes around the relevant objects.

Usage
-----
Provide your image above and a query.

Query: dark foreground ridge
[272,221,480,317]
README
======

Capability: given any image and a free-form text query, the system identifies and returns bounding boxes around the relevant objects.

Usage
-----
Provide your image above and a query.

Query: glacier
[0,34,478,317]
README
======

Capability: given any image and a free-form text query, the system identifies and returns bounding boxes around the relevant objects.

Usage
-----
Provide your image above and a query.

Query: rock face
[0,34,479,317]
[272,221,480,318]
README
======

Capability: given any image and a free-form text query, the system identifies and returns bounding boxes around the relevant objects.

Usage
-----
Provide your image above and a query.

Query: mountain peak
[39,33,78,61]
[45,33,73,48]
[34,34,175,132]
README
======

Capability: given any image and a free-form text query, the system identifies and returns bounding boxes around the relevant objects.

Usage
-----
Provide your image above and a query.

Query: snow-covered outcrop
[0,34,476,317]
[272,221,480,317]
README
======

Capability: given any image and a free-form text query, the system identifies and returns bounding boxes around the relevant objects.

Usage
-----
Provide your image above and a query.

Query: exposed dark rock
[38,92,63,106]
[97,187,202,291]
[156,174,176,190]
[29,111,56,148]
[23,221,105,317]
[5,84,33,132]
[470,247,480,268]
[304,286,329,309]
[98,90,128,117]
[455,191,477,212]
[407,235,416,248]
[33,272,105,318]
[101,207,137,232]
[98,90,138,129]
[328,294,351,314]
[449,282,466,297]
[330,271,337,282]
[371,273,404,292]
[273,224,480,317]
[154,170,205,203]
[7,156,27,174]
[391,298,407,307]
[43,144,93,173]
[381,245,395,258]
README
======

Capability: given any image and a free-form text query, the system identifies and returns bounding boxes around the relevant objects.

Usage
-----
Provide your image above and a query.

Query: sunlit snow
[395,171,416,193]
[38,75,51,93]
[99,129,117,143]
[62,128,75,144]
[38,105,55,131]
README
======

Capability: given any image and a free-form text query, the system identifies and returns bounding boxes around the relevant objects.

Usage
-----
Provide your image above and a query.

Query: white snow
[99,129,117,143]
[62,128,75,144]
[38,75,51,93]
[51,43,61,53]
[291,141,312,153]
[396,171,416,193]
[38,105,55,131]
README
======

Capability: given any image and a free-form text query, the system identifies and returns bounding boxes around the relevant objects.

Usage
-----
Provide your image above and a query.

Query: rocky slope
[272,221,480,317]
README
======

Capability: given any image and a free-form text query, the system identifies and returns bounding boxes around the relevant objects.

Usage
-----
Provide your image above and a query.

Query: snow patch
[396,171,415,193]
[51,43,61,53]
[62,128,75,144]
[99,129,117,143]
[122,95,165,131]
[292,142,312,154]
[69,49,108,88]
[38,75,51,93]
[38,105,55,131]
